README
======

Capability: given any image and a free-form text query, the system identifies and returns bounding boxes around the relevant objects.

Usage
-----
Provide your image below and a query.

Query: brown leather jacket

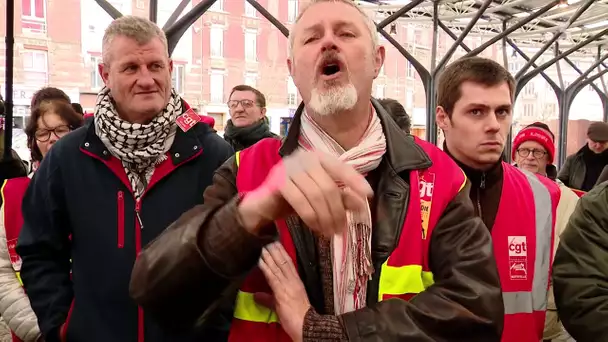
[129,100,504,341]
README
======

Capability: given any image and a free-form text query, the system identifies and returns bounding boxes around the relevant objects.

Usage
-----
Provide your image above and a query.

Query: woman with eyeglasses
[0,100,83,341]
[512,122,579,342]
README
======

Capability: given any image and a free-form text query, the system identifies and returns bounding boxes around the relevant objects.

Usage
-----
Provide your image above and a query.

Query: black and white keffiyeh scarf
[94,87,183,199]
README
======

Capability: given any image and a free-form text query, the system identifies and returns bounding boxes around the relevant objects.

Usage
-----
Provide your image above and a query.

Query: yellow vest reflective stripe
[378,264,434,301]
[234,291,279,323]
[230,136,465,341]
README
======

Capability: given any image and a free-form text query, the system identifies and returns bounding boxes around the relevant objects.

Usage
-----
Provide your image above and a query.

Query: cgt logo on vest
[508,236,528,280]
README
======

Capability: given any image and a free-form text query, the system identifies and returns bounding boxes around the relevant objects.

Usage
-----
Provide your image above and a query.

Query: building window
[414,28,423,44]
[524,103,534,117]
[287,77,298,106]
[245,1,256,17]
[244,72,257,87]
[210,69,224,104]
[288,0,299,22]
[90,56,103,89]
[22,50,48,85]
[245,31,257,61]
[524,83,535,95]
[407,61,415,78]
[374,84,385,99]
[21,0,46,34]
[546,103,557,116]
[210,0,223,11]
[406,90,413,109]
[172,64,186,94]
[407,24,415,43]
[210,27,224,58]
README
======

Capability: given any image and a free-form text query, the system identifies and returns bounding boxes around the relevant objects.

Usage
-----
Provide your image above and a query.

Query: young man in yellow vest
[130,1,504,341]
[437,57,561,342]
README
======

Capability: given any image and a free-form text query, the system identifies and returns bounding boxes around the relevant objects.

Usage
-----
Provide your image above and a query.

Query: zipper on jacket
[475,172,486,217]
[476,187,482,217]
[117,191,125,248]
[134,200,145,342]
[135,201,144,230]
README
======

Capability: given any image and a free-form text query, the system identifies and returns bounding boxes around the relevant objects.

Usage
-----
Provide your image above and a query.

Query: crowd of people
[0,0,607,341]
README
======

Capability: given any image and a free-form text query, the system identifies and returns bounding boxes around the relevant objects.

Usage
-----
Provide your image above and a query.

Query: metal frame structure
[3,0,608,166]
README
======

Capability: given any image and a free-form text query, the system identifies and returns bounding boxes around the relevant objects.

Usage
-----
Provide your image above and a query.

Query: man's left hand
[256,242,311,342]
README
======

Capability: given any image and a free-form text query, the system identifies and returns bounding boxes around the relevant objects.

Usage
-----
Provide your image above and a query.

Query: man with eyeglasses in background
[223,85,279,151]
[512,122,578,342]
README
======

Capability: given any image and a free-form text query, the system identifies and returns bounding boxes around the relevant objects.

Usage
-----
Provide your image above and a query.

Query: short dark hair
[377,98,411,134]
[71,103,84,115]
[31,87,71,108]
[25,101,84,162]
[229,85,266,108]
[437,57,515,118]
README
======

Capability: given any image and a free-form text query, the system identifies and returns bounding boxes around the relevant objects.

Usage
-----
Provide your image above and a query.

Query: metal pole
[246,0,289,37]
[162,0,191,31]
[437,20,472,53]
[502,21,513,162]
[568,54,608,90]
[521,27,608,84]
[464,0,560,57]
[563,55,607,99]
[377,28,430,85]
[598,46,608,94]
[502,21,508,69]
[377,0,426,30]
[165,0,217,55]
[555,43,564,89]
[515,0,594,79]
[426,0,439,144]
[94,0,123,19]
[434,0,492,75]
[3,0,14,160]
[576,68,608,89]
[507,39,560,97]
[149,0,158,23]
[557,92,568,167]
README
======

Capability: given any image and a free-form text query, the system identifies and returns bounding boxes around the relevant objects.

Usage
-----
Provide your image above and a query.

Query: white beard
[308,82,358,117]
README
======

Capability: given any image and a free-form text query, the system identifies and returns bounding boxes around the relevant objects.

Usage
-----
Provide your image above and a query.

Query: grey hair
[102,15,168,65]
[287,0,379,60]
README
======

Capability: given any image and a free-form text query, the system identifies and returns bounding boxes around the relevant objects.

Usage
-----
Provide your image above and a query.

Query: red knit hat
[512,124,555,163]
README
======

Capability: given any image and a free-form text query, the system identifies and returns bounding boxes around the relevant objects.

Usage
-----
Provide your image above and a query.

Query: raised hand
[238,149,373,237]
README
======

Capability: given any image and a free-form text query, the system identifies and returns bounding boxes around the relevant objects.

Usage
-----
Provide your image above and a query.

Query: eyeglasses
[35,125,72,142]
[517,148,547,159]
[227,99,256,109]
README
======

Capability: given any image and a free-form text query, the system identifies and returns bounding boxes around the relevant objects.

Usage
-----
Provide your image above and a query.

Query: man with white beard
[129,1,504,341]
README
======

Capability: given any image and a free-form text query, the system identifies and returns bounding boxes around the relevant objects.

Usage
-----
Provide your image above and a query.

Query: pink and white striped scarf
[298,105,387,314]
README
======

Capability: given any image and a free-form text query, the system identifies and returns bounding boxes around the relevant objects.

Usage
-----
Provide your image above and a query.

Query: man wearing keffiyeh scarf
[16,15,234,342]
[94,86,183,199]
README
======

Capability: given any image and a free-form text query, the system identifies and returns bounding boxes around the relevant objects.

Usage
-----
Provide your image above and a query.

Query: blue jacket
[17,118,233,342]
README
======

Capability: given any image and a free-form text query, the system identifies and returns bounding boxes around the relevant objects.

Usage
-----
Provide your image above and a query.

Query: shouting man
[131,2,504,341]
